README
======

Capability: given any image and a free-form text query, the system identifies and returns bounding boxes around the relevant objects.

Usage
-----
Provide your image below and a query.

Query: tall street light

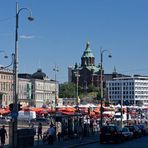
[53,65,59,112]
[100,48,112,128]
[11,2,34,148]
[74,70,80,106]
[121,78,123,128]
[53,65,59,140]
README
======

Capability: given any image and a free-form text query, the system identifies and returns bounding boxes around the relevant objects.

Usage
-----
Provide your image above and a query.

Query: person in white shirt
[47,124,55,144]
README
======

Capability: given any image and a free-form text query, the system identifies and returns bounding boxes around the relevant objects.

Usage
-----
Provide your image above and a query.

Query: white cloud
[20,35,35,39]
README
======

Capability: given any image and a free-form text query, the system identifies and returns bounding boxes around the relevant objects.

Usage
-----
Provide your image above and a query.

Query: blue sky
[0,0,148,83]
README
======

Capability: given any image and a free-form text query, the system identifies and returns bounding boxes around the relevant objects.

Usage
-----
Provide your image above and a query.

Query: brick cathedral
[69,42,103,90]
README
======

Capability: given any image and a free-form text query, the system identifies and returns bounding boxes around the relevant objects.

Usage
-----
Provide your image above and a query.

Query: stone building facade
[0,68,13,108]
[0,68,58,108]
[19,69,59,108]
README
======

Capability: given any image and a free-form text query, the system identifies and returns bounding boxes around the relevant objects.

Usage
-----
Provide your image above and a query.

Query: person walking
[47,124,55,144]
[0,125,8,147]
[37,122,42,142]
[31,123,36,135]
[56,122,62,141]
[78,125,83,143]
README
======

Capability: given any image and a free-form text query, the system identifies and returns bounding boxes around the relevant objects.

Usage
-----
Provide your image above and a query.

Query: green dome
[82,42,94,58]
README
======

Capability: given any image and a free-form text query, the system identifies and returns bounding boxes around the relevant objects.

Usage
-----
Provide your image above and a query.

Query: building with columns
[18,78,32,107]
[0,68,58,108]
[0,68,13,108]
[19,69,59,108]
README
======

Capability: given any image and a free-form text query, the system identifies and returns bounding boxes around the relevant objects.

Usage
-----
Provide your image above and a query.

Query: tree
[93,91,101,103]
[87,84,98,92]
[59,82,102,104]
[59,82,76,98]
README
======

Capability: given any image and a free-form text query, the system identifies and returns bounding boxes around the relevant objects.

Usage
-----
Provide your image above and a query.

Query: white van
[18,111,36,121]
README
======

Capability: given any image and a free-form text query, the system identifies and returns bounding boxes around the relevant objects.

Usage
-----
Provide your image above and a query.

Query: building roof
[82,42,94,58]
[85,65,100,73]
[18,73,32,79]
[32,69,47,80]
[113,75,148,81]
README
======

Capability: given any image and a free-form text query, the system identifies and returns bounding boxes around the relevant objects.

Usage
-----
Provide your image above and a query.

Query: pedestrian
[56,122,62,141]
[90,119,94,134]
[0,125,8,147]
[31,123,36,135]
[93,120,97,134]
[47,124,55,144]
[37,122,42,142]
[78,125,83,143]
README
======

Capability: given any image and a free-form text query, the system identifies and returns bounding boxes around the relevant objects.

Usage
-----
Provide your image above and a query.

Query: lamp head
[12,53,15,56]
[4,55,8,59]
[28,16,34,21]
[108,54,112,58]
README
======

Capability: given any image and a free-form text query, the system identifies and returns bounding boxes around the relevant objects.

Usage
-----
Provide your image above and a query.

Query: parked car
[122,127,133,140]
[0,116,11,123]
[100,125,124,144]
[124,125,142,138]
[30,117,50,126]
[135,124,148,136]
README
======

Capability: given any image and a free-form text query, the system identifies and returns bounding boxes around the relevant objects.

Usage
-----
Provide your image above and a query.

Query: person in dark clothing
[0,125,7,147]
[37,122,42,142]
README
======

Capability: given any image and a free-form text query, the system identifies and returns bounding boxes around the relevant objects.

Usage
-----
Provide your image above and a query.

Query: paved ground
[3,134,99,148]
[1,123,99,148]
[4,131,99,148]
[33,134,99,148]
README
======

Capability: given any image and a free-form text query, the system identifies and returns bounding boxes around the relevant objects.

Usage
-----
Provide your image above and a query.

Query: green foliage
[87,84,98,92]
[59,82,76,98]
[59,82,101,104]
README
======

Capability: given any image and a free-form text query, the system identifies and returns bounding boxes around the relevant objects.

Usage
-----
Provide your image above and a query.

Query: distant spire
[112,66,118,78]
[85,41,90,51]
[113,66,117,74]
[74,62,78,69]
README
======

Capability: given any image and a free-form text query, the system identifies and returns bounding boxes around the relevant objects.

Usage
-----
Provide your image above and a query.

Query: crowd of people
[34,116,100,145]
[37,122,56,145]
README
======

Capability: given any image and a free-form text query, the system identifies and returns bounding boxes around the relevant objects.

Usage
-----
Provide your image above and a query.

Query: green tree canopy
[59,82,76,98]
[59,82,102,104]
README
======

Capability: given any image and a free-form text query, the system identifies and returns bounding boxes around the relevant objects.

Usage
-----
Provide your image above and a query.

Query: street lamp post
[74,70,80,105]
[100,48,112,128]
[53,65,59,140]
[53,65,59,112]
[10,2,34,148]
[121,78,123,128]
